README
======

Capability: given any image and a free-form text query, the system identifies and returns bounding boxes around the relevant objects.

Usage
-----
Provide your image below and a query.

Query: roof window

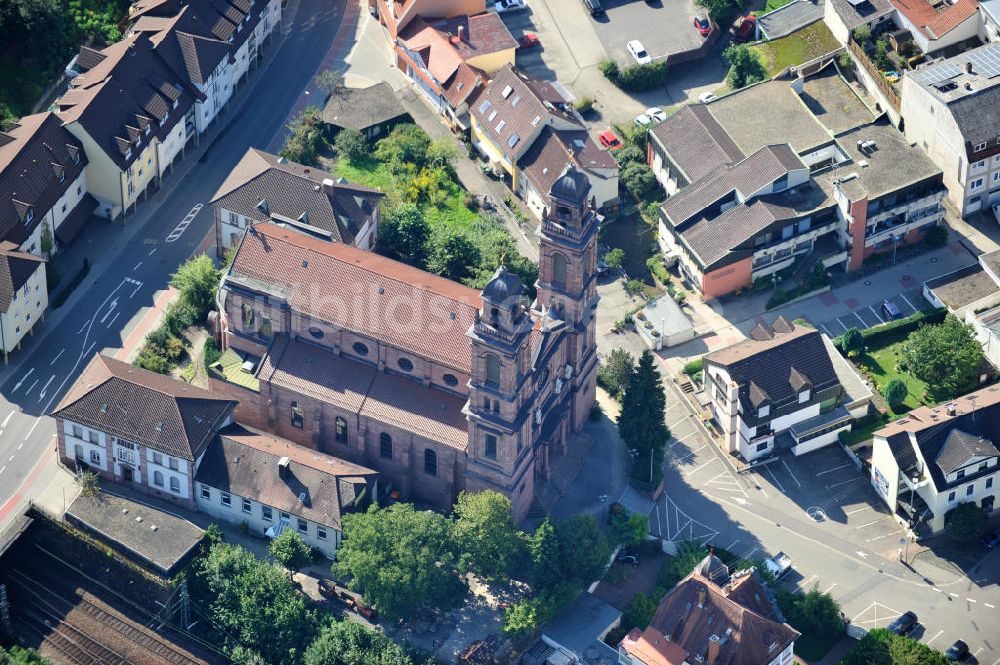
[531,115,541,126]
[501,84,513,98]
[496,120,506,133]
[479,99,491,113]
[508,133,520,148]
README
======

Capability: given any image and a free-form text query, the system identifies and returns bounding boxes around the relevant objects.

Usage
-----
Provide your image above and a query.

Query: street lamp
[892,234,903,265]
[599,494,609,522]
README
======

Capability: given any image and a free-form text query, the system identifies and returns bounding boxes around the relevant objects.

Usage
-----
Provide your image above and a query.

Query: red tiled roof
[431,13,517,61]
[398,17,484,109]
[891,0,979,38]
[361,370,469,450]
[228,223,481,372]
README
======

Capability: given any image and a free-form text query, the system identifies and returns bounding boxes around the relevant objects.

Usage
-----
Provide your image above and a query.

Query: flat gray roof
[926,264,1000,310]
[65,493,204,577]
[641,293,694,337]
[707,79,834,156]
[824,336,873,407]
[800,65,876,135]
[758,0,825,40]
[543,592,620,657]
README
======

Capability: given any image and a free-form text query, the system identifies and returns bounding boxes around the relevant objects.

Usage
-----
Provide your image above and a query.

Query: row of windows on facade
[242,304,466,388]
[969,170,1000,192]
[71,425,180,471]
[22,182,83,229]
[75,446,184,494]
[201,485,329,540]
[946,476,994,502]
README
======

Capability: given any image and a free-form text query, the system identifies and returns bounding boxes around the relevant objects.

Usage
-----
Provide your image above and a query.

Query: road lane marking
[26,419,40,438]
[0,466,5,475]
[781,460,802,488]
[50,348,65,365]
[13,368,34,392]
[926,630,944,645]
[25,379,39,395]
[7,456,13,462]
[107,312,121,328]
[984,603,995,609]
[1,412,11,428]
[38,374,55,401]
[77,322,88,334]
[148,247,157,256]
[817,463,853,476]
[16,443,22,451]
[133,261,142,272]
[130,280,143,297]
[100,299,118,324]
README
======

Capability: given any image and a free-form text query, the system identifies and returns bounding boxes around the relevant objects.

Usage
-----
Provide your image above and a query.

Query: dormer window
[73,152,80,165]
[975,141,988,152]
[145,124,152,136]
[758,404,770,418]
[58,171,65,183]
[798,389,810,403]
[25,209,34,224]
[172,98,179,109]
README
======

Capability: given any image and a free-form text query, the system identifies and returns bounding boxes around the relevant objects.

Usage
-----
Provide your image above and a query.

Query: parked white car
[634,113,652,129]
[646,107,667,123]
[627,40,652,65]
[698,91,717,103]
[764,551,793,579]
[495,0,527,13]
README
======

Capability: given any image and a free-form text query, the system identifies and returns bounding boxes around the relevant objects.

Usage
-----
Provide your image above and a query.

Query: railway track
[7,568,203,665]
[19,605,130,664]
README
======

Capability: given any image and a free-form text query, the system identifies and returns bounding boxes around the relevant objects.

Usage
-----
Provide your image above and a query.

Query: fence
[848,41,900,110]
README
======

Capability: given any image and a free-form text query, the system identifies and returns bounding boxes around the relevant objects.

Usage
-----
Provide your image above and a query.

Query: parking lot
[813,285,928,339]
[590,0,708,66]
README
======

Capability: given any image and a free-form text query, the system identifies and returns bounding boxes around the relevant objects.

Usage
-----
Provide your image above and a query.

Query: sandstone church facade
[212,166,599,521]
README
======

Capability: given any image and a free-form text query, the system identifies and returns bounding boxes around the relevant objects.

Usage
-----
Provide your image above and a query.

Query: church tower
[465,266,537,521]
[535,165,600,431]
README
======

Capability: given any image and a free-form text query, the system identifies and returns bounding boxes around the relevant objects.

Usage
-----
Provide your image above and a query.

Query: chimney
[947,403,957,416]
[321,177,334,193]
[278,456,291,478]
[966,61,974,74]
[458,25,466,42]
[698,586,707,608]
[708,635,722,665]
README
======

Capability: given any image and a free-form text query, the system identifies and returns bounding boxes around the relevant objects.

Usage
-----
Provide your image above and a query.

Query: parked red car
[598,129,623,150]
[693,13,712,37]
[518,32,540,49]
[732,15,757,43]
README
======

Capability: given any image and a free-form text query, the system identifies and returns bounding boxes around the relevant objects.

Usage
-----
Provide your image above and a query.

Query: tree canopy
[334,128,367,162]
[304,621,415,665]
[169,253,220,319]
[724,44,768,90]
[618,350,669,487]
[281,107,326,166]
[0,646,52,664]
[452,490,524,582]
[901,316,983,399]
[378,204,432,268]
[269,530,313,575]
[333,503,466,619]
[841,628,948,665]
[598,348,636,400]
[556,514,613,584]
[946,502,987,543]
[841,327,864,356]
[883,379,908,412]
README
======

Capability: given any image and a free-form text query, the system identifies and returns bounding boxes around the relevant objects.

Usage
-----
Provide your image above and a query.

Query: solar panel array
[967,44,1000,79]
[915,61,962,87]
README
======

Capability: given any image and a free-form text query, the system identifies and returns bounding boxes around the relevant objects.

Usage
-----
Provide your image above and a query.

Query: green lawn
[752,21,841,76]
[760,0,795,13]
[332,157,478,232]
[858,341,929,414]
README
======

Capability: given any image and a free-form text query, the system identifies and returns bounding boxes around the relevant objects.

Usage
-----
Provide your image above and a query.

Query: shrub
[946,502,987,543]
[852,25,872,44]
[599,59,621,81]
[646,256,670,283]
[601,59,669,92]
[622,163,657,202]
[724,44,767,90]
[683,358,703,376]
[575,96,595,112]
[625,279,646,297]
[883,379,908,410]
[204,338,222,369]
[622,593,657,631]
[334,128,368,162]
[834,307,947,351]
[838,51,854,70]
[615,145,645,167]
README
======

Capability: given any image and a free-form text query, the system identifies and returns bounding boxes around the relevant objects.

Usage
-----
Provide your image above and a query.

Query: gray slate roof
[321,82,409,131]
[53,354,236,460]
[0,241,44,312]
[829,0,895,30]
[936,429,1000,475]
[211,148,383,243]
[649,104,745,182]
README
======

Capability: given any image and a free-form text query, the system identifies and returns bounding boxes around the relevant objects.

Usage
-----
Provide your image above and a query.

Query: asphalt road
[0,0,345,514]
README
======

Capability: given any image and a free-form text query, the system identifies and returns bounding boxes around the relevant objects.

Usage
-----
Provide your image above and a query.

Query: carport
[787,406,852,455]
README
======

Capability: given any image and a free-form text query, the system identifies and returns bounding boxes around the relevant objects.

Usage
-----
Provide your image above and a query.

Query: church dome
[550,164,590,203]
[481,266,524,302]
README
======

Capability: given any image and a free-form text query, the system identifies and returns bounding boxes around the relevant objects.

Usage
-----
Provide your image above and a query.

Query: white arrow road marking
[38,374,55,401]
[13,368,34,392]
[100,299,119,324]
[855,551,869,559]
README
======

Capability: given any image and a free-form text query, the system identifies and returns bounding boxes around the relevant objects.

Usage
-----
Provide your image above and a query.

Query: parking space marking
[655,494,719,545]
[926,630,944,645]
[673,443,710,462]
[817,463,854,476]
[852,601,903,627]
[838,316,857,331]
[689,457,720,476]
[765,466,786,493]
[985,603,996,609]
[854,311,867,327]
[869,305,885,324]
[899,293,918,313]
[826,478,858,489]
[855,516,893,529]
[824,583,837,593]
[726,538,740,550]
[867,530,904,543]
[846,505,874,515]
[801,574,817,588]
[781,460,802,488]
[820,323,835,337]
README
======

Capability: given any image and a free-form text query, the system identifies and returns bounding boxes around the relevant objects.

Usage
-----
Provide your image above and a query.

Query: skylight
[479,99,491,113]
[508,133,520,148]
[496,120,506,132]
[501,85,513,98]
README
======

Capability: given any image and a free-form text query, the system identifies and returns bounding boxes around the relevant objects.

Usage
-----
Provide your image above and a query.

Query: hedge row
[833,306,947,351]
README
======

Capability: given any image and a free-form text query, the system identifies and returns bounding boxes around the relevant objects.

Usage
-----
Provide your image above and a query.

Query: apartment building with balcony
[649,65,945,299]
[702,317,872,462]
[900,43,1000,218]
[871,387,1000,534]
[53,354,237,508]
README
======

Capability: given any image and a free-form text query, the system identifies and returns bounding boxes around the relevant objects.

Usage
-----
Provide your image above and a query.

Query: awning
[55,193,98,245]
[264,517,290,539]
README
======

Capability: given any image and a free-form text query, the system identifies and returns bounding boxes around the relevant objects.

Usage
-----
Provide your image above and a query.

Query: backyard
[752,21,841,76]
[857,340,930,413]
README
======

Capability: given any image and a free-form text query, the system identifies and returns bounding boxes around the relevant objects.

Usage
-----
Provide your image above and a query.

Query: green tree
[196,541,317,663]
[269,530,312,576]
[557,514,612,583]
[841,327,865,357]
[281,107,326,166]
[597,348,635,399]
[604,248,626,271]
[622,592,657,631]
[502,581,579,635]
[724,44,768,90]
[618,350,670,487]
[0,646,53,664]
[696,0,740,23]
[946,502,987,544]
[170,254,221,318]
[900,316,983,399]
[528,517,562,585]
[333,503,466,619]
[609,509,649,548]
[304,620,413,665]
[776,587,844,645]
[841,629,948,665]
[334,128,367,162]
[621,163,657,201]
[315,69,343,98]
[427,230,480,282]
[625,279,646,297]
[852,24,872,44]
[883,379,908,411]
[614,145,645,167]
[378,203,431,268]
[427,138,458,169]
[40,221,53,259]
[838,51,854,71]
[374,124,431,168]
[77,470,100,496]
[452,490,523,582]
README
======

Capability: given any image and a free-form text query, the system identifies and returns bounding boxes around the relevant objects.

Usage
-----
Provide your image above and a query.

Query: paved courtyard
[589,0,708,66]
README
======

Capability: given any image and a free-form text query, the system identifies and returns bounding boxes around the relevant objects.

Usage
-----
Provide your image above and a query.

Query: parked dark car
[882,299,903,320]
[887,611,919,636]
[945,640,970,662]
[982,531,1000,550]
[582,0,604,16]
[616,551,640,567]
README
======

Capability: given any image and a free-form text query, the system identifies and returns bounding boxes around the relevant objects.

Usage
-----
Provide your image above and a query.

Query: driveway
[589,0,708,66]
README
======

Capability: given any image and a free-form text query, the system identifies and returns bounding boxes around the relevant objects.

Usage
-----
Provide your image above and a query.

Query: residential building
[0,243,47,362]
[56,34,202,220]
[372,0,486,42]
[471,65,619,217]
[890,0,980,54]
[522,593,620,663]
[395,13,516,126]
[53,354,237,508]
[982,0,1000,41]
[703,317,873,462]
[649,66,946,298]
[900,43,1000,217]
[619,554,799,665]
[194,424,378,558]
[0,112,95,256]
[211,167,600,522]
[126,0,283,133]
[320,82,410,139]
[824,0,895,44]
[210,148,384,255]
[871,386,1000,533]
